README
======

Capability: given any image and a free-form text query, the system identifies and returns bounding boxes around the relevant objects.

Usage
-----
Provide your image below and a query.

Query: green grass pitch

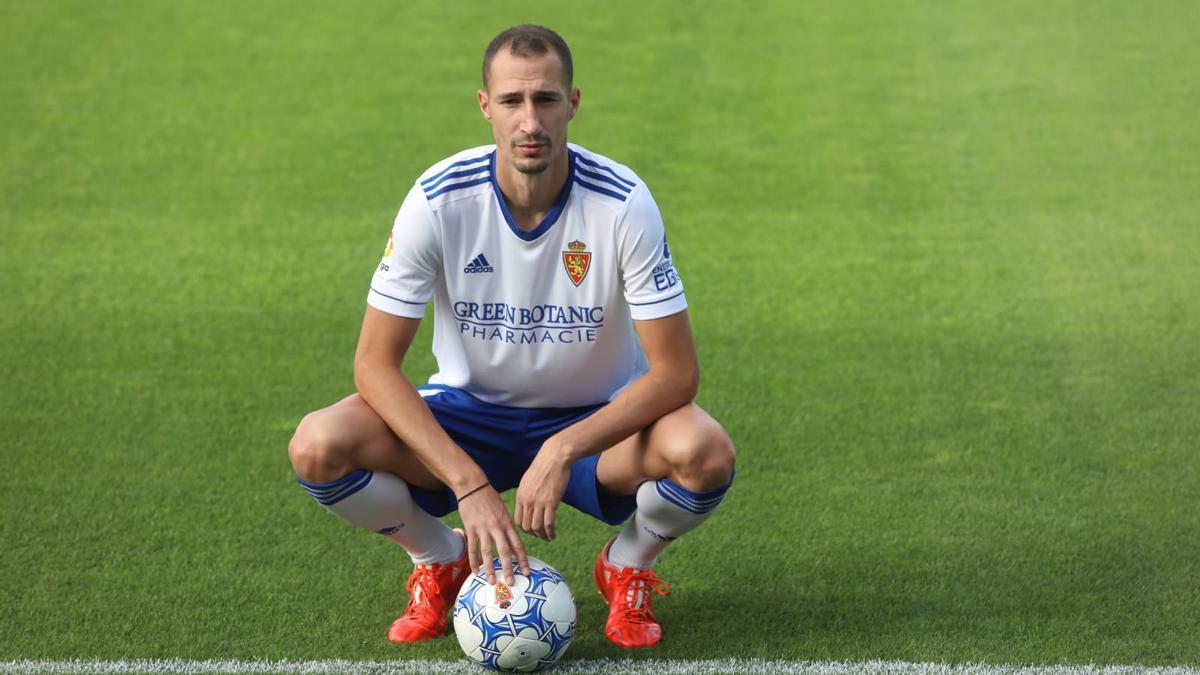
[2,0,1199,666]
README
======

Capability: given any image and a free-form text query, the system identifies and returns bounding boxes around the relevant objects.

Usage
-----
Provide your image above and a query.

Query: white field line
[2,660,1199,675]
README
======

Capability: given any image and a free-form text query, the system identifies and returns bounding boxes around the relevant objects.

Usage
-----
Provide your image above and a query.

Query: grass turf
[2,0,1199,665]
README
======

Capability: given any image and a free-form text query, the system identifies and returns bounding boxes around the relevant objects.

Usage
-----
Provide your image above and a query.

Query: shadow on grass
[563,541,1193,664]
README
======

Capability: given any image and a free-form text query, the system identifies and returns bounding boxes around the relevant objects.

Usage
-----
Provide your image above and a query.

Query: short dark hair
[482,24,573,89]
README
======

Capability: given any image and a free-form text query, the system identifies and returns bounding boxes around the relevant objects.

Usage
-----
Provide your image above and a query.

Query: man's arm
[514,309,699,541]
[355,305,528,583]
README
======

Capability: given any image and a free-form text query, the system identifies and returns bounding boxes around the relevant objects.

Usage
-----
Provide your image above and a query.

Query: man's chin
[513,158,551,175]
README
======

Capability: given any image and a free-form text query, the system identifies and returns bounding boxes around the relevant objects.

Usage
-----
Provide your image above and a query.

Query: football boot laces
[402,564,443,623]
[611,568,671,624]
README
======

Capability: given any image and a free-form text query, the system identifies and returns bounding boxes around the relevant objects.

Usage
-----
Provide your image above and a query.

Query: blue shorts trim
[406,385,637,526]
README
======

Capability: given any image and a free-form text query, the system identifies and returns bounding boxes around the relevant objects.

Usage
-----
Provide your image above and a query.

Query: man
[288,24,735,650]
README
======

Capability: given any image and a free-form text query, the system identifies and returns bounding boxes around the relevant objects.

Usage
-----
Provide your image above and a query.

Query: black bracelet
[457,482,490,502]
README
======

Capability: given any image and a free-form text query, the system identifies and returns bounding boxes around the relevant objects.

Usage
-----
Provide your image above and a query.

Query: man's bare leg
[287,392,461,563]
[591,402,735,647]
[289,393,442,487]
[288,393,470,643]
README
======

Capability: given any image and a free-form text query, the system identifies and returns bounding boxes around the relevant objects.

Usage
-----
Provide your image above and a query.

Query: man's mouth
[516,143,545,156]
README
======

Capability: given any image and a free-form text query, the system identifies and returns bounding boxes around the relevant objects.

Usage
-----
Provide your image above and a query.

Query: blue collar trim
[489,150,574,242]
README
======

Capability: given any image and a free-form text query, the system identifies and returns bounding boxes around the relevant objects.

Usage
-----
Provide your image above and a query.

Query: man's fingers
[529,505,546,541]
[466,530,480,577]
[517,499,533,534]
[495,536,515,586]
[544,504,556,542]
[478,533,495,584]
[508,528,531,576]
[513,501,526,533]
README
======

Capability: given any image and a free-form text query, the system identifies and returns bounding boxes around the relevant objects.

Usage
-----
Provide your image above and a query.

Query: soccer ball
[452,556,576,672]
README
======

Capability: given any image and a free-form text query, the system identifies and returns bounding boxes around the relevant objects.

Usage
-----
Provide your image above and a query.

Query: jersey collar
[489,149,574,242]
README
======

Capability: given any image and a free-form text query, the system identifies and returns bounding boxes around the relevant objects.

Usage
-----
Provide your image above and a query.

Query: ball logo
[494,581,513,609]
[562,240,591,286]
[453,556,576,670]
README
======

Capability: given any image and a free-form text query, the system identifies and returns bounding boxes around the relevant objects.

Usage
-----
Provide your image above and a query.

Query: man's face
[478,49,580,176]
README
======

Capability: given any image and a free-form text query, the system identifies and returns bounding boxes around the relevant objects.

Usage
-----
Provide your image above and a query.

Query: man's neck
[494,151,570,232]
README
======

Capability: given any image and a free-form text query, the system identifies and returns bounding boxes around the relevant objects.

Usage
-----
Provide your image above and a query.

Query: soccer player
[288,24,735,649]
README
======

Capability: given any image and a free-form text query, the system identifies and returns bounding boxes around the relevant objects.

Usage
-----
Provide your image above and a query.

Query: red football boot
[593,537,672,649]
[386,529,470,643]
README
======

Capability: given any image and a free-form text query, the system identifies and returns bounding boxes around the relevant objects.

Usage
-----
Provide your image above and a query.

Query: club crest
[562,240,591,286]
[494,581,513,609]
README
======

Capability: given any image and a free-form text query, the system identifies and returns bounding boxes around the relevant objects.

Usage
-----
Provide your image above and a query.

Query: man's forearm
[548,365,698,463]
[354,364,488,495]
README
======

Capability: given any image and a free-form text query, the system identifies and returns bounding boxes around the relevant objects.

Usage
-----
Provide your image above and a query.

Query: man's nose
[519,102,542,136]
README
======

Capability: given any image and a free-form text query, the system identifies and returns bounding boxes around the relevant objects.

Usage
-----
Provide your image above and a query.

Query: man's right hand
[457,485,530,586]
[354,308,531,585]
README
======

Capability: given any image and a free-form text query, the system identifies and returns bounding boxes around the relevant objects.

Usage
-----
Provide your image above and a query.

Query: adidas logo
[464,253,494,274]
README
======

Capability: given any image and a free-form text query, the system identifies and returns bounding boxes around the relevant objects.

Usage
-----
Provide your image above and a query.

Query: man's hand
[457,485,529,586]
[515,441,574,542]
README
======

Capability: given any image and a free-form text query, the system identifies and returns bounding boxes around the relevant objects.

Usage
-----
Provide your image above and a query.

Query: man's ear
[478,89,491,120]
[568,87,580,119]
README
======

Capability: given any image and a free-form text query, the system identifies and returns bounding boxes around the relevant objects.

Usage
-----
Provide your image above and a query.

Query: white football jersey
[367,143,686,408]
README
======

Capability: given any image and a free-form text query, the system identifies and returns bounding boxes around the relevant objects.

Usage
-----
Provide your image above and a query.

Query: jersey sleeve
[617,184,688,320]
[366,184,441,319]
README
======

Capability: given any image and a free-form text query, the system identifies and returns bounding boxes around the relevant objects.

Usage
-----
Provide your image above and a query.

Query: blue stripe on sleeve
[424,175,491,200]
[573,164,632,194]
[420,154,491,186]
[368,286,425,306]
[574,176,628,202]
[627,288,686,307]
[573,154,636,188]
[422,165,490,193]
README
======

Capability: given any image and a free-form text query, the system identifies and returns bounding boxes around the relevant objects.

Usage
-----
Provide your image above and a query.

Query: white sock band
[296,470,463,564]
[608,474,733,570]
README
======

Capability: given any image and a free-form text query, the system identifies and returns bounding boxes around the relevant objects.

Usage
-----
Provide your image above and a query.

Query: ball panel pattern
[452,556,575,672]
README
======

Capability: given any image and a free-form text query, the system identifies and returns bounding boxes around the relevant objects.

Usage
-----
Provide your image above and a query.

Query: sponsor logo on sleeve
[653,238,679,290]
[652,261,680,292]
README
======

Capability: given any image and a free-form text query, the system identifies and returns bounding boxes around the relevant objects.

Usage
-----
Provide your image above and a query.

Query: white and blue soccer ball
[452,556,576,672]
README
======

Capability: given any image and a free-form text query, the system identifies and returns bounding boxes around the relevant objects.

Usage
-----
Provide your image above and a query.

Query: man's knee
[288,411,356,483]
[661,422,736,491]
